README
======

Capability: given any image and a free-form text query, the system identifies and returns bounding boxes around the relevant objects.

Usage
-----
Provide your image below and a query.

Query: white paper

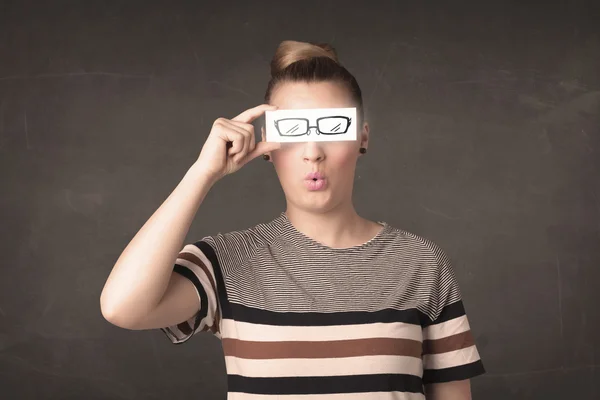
[265,107,356,143]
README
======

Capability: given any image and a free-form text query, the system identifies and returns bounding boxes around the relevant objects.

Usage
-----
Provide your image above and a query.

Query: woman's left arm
[425,379,472,400]
[421,240,485,398]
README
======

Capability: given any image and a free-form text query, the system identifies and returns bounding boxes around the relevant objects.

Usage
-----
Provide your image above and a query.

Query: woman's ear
[360,122,370,151]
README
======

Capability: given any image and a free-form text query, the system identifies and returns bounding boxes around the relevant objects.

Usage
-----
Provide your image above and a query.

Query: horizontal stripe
[172,263,208,322]
[423,301,466,327]
[423,359,486,384]
[422,315,470,340]
[423,345,481,370]
[160,243,223,343]
[222,337,423,359]
[423,330,475,354]
[224,354,423,378]
[195,239,231,319]
[228,373,424,395]
[170,264,207,341]
[160,325,191,344]
[178,244,220,322]
[160,326,179,343]
[230,302,424,326]
[228,391,426,399]
[221,319,423,342]
[186,264,220,332]
[178,246,217,292]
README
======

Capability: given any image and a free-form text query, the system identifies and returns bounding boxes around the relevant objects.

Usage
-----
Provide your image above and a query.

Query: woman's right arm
[100,164,216,329]
[100,104,279,330]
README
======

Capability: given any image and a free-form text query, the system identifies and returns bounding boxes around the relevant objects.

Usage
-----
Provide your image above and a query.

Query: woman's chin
[298,194,338,213]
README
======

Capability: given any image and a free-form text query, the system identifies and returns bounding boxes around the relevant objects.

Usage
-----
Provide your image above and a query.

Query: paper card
[265,107,356,143]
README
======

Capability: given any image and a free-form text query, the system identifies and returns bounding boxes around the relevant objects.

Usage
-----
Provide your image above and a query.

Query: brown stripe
[177,321,192,335]
[422,330,474,355]
[179,251,222,333]
[222,337,422,359]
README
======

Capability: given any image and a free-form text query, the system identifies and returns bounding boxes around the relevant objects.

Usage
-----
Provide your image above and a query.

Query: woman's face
[264,80,369,214]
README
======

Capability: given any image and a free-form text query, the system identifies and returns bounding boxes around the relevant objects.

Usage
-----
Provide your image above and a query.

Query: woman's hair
[264,40,364,123]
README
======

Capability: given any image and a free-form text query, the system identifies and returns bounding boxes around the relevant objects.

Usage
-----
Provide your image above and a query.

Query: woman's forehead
[270,81,355,109]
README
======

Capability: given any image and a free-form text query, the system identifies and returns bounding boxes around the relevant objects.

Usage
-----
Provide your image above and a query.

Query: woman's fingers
[232,104,277,124]
[228,120,256,153]
[217,119,253,163]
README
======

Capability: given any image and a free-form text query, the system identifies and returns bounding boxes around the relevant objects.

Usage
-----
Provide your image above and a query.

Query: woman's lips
[304,178,327,191]
[304,172,327,191]
[305,172,325,180]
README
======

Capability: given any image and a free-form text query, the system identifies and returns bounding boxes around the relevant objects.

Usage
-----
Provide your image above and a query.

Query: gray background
[1,1,599,399]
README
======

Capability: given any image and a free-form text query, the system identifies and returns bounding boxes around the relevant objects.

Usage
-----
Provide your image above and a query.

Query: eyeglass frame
[274,116,352,137]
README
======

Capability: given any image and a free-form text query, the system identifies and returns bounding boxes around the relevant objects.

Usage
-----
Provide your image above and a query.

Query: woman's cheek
[272,145,293,166]
[332,146,359,168]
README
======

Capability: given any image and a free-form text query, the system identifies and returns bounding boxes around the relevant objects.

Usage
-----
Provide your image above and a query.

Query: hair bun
[270,40,339,77]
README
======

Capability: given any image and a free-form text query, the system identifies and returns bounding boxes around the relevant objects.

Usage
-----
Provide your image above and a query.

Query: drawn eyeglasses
[274,116,352,137]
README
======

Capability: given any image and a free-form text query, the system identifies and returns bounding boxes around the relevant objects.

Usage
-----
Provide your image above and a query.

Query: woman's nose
[302,140,325,162]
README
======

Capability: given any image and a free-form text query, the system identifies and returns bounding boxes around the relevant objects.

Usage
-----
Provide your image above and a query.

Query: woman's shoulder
[380,221,452,263]
[198,213,286,253]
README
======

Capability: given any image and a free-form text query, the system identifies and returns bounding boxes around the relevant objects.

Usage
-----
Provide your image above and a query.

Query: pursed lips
[305,172,325,181]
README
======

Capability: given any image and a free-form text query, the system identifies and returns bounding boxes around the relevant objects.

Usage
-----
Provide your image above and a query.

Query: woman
[101,40,485,399]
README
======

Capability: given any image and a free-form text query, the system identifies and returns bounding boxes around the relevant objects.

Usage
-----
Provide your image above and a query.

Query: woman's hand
[195,104,280,182]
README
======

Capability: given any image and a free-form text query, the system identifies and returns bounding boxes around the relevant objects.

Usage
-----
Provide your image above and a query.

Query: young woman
[101,40,485,399]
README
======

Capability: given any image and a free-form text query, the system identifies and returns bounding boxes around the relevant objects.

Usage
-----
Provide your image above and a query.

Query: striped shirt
[160,212,485,399]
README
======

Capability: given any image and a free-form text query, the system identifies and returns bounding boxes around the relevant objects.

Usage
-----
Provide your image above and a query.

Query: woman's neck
[284,203,381,249]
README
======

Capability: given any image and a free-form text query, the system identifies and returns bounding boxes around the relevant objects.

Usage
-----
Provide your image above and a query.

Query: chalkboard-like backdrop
[1,1,598,399]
